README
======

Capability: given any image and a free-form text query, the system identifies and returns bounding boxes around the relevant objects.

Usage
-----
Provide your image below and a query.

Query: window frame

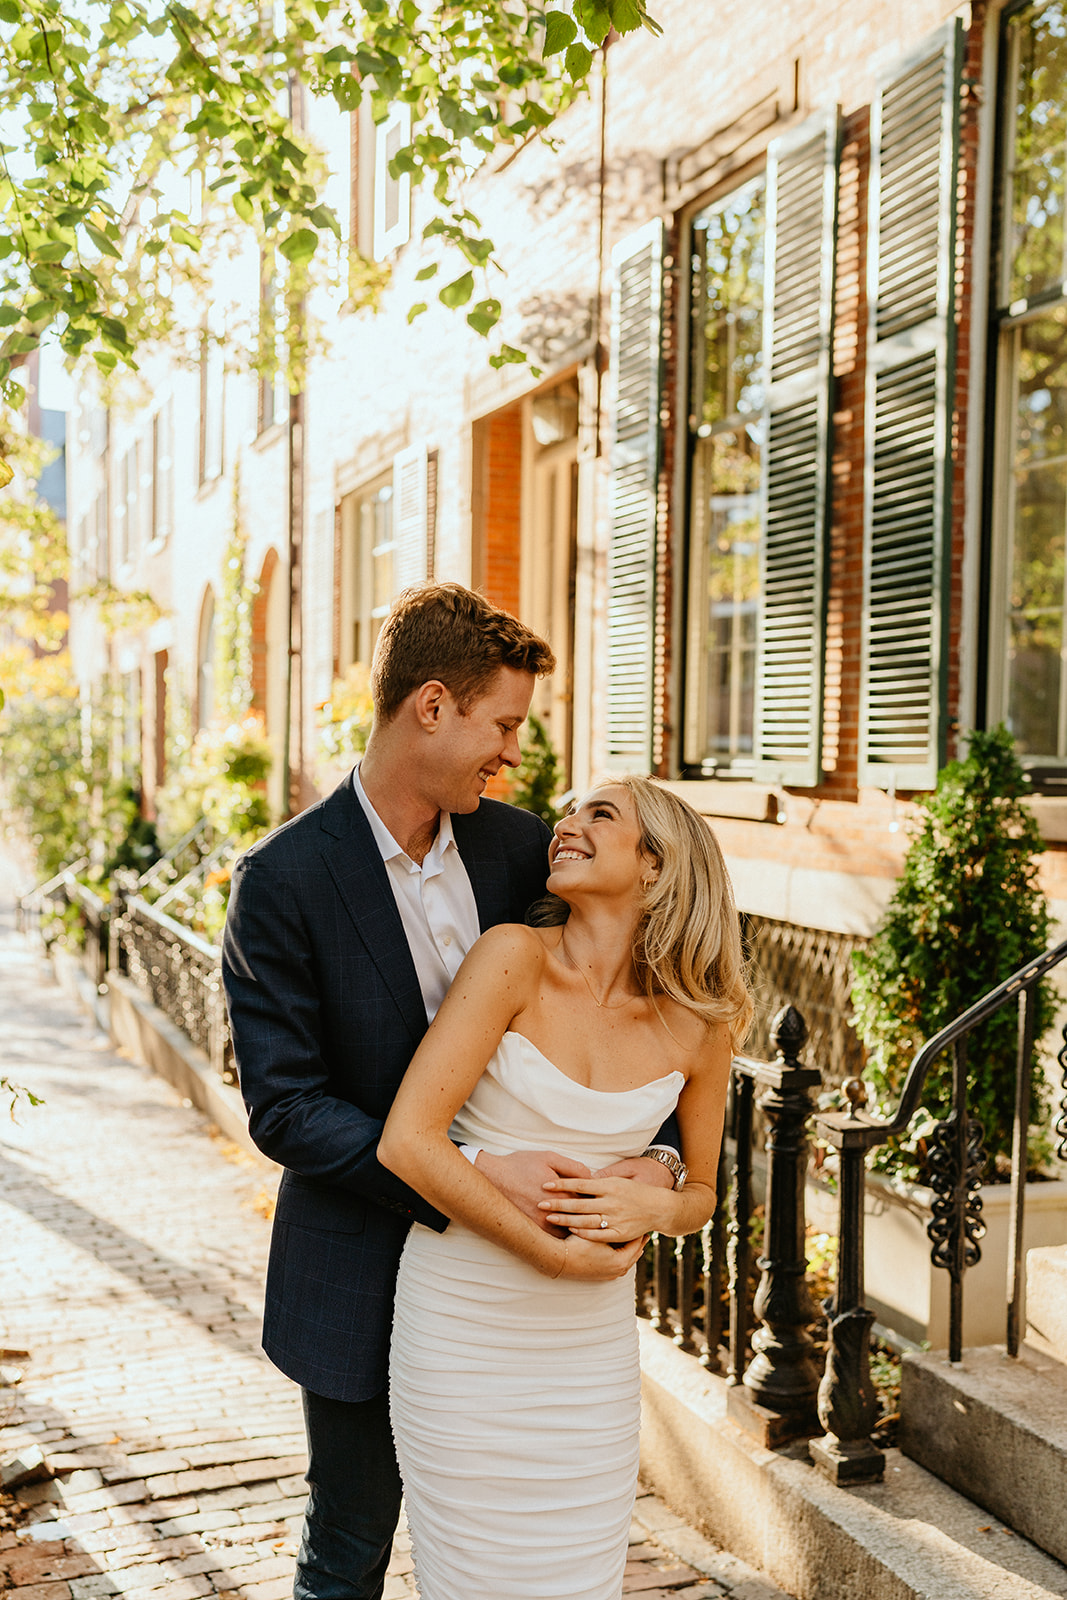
[984,0,1067,775]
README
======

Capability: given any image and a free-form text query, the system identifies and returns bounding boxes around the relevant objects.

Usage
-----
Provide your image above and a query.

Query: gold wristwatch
[639,1147,687,1190]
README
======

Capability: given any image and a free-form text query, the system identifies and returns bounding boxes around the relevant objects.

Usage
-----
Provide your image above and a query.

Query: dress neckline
[502,1030,685,1098]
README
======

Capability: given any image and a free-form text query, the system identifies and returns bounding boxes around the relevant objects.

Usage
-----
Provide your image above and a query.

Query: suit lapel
[319,776,427,1043]
[452,808,512,933]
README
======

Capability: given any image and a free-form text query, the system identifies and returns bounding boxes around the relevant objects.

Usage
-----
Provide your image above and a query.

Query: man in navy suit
[223,584,676,1600]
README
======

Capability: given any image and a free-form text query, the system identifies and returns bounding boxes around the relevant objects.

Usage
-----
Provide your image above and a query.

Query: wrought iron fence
[637,1007,823,1450]
[17,860,108,990]
[112,892,234,1084]
[743,914,866,1083]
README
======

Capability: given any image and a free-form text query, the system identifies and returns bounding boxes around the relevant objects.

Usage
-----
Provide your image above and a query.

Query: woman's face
[547,784,656,900]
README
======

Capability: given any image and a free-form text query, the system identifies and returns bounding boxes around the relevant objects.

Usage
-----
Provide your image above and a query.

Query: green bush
[155,713,272,851]
[0,683,144,882]
[851,726,1055,1182]
[508,712,563,826]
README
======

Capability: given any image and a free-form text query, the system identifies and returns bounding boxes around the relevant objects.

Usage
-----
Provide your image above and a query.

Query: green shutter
[754,108,839,786]
[859,21,962,790]
[607,221,663,772]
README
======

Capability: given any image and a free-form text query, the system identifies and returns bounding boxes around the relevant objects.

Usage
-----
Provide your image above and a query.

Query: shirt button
[442,935,452,947]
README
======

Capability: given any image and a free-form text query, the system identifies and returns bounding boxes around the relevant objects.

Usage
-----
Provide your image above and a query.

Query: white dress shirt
[353,765,482,1024]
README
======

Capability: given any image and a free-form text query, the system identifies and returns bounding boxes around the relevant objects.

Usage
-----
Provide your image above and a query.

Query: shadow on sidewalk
[1,1390,301,1600]
[0,1148,266,1361]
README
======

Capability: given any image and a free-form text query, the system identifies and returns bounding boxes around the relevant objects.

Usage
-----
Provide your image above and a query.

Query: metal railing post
[728,1007,822,1447]
[809,1078,885,1485]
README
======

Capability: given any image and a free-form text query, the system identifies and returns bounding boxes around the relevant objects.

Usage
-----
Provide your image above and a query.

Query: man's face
[429,666,535,814]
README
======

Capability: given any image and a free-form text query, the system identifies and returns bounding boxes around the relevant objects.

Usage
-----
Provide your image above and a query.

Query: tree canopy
[0,0,659,401]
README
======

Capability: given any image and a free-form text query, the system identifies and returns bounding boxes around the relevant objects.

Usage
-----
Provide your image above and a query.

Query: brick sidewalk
[0,858,791,1600]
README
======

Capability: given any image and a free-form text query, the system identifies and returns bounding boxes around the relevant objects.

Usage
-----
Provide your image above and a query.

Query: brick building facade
[63,0,1067,1004]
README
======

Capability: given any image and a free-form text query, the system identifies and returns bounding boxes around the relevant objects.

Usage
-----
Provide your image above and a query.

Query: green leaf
[438,271,474,308]
[279,228,318,264]
[232,192,254,223]
[489,344,529,368]
[608,0,644,31]
[0,305,19,326]
[83,222,121,259]
[406,302,428,324]
[170,223,201,251]
[415,263,438,281]
[565,42,594,78]
[575,0,612,46]
[331,75,362,112]
[0,1,19,22]
[543,11,578,55]
[466,298,501,335]
[93,349,118,374]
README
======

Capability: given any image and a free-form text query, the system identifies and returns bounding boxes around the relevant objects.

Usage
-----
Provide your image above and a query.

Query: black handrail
[810,936,1067,1485]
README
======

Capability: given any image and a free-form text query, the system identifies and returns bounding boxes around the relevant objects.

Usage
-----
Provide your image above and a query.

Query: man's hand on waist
[474,1148,592,1235]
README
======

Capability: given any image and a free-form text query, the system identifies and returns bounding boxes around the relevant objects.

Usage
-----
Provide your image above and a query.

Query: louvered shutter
[754,108,839,787]
[859,21,962,790]
[607,221,663,772]
[392,443,428,590]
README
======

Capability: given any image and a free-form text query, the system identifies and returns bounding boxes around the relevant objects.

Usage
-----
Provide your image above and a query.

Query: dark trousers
[294,1387,403,1600]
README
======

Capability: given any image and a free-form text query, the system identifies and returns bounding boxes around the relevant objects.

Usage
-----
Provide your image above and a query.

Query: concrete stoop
[900,1344,1067,1570]
[639,1328,1067,1600]
[1028,1245,1067,1365]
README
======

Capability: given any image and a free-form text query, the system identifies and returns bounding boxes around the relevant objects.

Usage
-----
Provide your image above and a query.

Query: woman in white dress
[379,776,752,1600]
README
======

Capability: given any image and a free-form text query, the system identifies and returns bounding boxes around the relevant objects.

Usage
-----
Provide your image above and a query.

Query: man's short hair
[371,583,556,722]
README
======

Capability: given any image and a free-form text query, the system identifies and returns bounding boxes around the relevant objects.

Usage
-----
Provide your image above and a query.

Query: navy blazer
[222,772,552,1401]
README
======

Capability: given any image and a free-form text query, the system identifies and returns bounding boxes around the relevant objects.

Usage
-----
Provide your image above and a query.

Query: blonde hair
[532,776,753,1048]
[621,777,753,1049]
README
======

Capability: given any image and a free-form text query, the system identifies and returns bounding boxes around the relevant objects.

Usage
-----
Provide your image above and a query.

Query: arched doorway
[196,588,216,732]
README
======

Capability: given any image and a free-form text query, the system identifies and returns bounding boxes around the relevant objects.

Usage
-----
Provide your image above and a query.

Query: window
[683,177,765,773]
[338,476,395,671]
[198,334,224,485]
[94,487,109,580]
[151,400,174,544]
[374,104,411,258]
[993,0,1067,763]
[351,102,412,262]
[258,260,289,434]
[117,442,139,568]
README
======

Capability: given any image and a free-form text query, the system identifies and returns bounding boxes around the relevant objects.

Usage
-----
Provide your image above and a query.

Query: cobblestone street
[0,849,791,1600]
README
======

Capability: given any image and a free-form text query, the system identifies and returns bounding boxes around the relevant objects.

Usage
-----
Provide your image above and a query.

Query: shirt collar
[353,763,456,875]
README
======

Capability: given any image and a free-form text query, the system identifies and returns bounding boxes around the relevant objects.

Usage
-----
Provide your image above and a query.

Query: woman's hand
[539,1174,671,1242]
[544,1231,646,1281]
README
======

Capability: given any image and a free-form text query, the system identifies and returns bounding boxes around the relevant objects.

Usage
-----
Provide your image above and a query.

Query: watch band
[639,1145,688,1190]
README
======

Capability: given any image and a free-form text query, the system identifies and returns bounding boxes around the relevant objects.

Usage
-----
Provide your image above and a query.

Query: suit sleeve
[222,852,447,1231]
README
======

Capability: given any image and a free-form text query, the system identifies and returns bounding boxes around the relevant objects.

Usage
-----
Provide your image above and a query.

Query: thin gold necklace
[560,934,636,1010]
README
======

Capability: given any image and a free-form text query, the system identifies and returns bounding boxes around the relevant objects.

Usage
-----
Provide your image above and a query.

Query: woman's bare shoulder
[658,999,732,1062]
[468,922,552,968]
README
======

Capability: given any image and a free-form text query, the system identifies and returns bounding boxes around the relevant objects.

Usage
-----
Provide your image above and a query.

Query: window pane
[1006,0,1067,303]
[1005,309,1067,755]
[686,177,764,768]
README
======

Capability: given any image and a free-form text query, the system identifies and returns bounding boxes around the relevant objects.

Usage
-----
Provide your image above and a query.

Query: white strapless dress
[389,1031,684,1600]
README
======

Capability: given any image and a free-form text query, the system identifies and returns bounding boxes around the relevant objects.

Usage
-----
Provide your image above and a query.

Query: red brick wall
[478,403,523,617]
[822,107,869,799]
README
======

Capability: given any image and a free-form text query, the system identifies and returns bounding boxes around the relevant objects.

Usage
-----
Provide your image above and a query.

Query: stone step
[900,1343,1067,1570]
[1027,1245,1067,1366]
[640,1329,1067,1600]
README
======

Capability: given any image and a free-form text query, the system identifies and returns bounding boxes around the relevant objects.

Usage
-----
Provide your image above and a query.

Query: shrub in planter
[851,726,1055,1183]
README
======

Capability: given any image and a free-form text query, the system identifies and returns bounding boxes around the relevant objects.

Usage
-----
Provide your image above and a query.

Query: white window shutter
[607,220,663,773]
[754,108,840,787]
[859,20,963,790]
[393,443,428,591]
